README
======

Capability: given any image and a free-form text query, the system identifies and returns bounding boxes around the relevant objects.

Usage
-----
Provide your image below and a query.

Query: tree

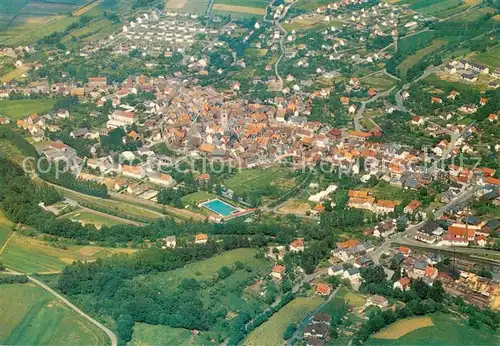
[117,314,134,342]
[218,265,233,279]
[396,218,407,232]
[283,324,297,340]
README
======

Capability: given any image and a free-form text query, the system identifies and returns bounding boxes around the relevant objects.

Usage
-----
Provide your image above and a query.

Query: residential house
[374,219,396,238]
[272,264,285,280]
[364,295,388,309]
[122,165,145,180]
[290,238,305,252]
[149,173,175,187]
[195,233,208,244]
[404,200,421,214]
[316,283,332,296]
[393,277,411,291]
[163,235,176,249]
[303,323,329,339]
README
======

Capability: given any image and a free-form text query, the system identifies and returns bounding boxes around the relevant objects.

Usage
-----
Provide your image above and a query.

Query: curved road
[7,269,118,346]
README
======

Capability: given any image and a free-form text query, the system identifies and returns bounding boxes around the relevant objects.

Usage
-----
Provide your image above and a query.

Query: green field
[295,0,339,11]
[130,323,210,346]
[55,187,162,222]
[470,44,500,69]
[61,209,130,228]
[0,210,13,249]
[244,296,324,346]
[0,282,108,345]
[180,191,217,206]
[142,248,269,291]
[225,166,295,197]
[0,232,137,274]
[214,0,269,8]
[0,99,56,120]
[367,314,499,345]
[361,72,397,91]
[397,40,447,79]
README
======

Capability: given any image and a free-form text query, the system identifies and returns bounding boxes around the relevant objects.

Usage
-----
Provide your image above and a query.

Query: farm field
[0,66,29,83]
[212,0,268,16]
[0,232,137,274]
[61,209,132,228]
[367,314,498,345]
[0,99,56,120]
[295,0,338,11]
[168,0,210,14]
[130,323,210,346]
[0,282,108,345]
[469,44,500,69]
[444,6,496,22]
[244,296,324,346]
[372,316,434,339]
[397,39,447,79]
[0,138,29,167]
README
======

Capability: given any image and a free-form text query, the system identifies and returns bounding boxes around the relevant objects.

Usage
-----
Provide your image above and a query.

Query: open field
[212,3,267,16]
[468,44,500,69]
[0,232,138,274]
[0,282,108,345]
[180,190,216,205]
[295,0,338,11]
[73,0,103,16]
[397,40,446,78]
[244,296,324,346]
[0,138,29,167]
[130,323,209,346]
[444,6,496,22]
[226,166,293,196]
[0,210,13,249]
[0,99,56,120]
[361,71,397,91]
[142,248,269,291]
[372,316,434,339]
[61,208,131,228]
[278,199,311,215]
[367,314,498,345]
[55,187,162,222]
[337,287,366,308]
[0,66,29,83]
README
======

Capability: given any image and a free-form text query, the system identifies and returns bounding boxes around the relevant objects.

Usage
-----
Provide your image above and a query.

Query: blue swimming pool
[201,199,238,217]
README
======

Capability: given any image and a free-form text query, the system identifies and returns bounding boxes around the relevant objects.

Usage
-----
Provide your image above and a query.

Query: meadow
[397,40,447,79]
[130,323,210,346]
[225,166,295,197]
[244,296,324,346]
[469,44,500,69]
[367,314,498,345]
[361,72,397,91]
[0,210,13,249]
[141,248,269,291]
[212,0,268,16]
[0,99,56,120]
[0,282,108,345]
[61,208,132,229]
[0,232,137,274]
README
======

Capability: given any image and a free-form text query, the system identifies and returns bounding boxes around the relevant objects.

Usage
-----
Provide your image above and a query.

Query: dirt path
[0,232,15,256]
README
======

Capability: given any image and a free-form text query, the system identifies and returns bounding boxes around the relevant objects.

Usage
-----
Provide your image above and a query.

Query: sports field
[0,99,56,120]
[367,314,498,345]
[244,296,324,346]
[0,282,108,345]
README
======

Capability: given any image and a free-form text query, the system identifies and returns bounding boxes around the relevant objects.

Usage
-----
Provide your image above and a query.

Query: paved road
[354,85,397,131]
[286,286,341,346]
[6,269,117,346]
[371,187,478,264]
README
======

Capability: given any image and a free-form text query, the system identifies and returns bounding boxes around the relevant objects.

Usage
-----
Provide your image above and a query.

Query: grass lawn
[0,283,108,345]
[361,72,397,91]
[0,99,56,120]
[0,232,137,274]
[370,181,417,203]
[61,209,129,229]
[367,314,498,345]
[130,323,210,346]
[180,191,217,206]
[244,296,324,346]
[337,287,366,309]
[141,248,269,291]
